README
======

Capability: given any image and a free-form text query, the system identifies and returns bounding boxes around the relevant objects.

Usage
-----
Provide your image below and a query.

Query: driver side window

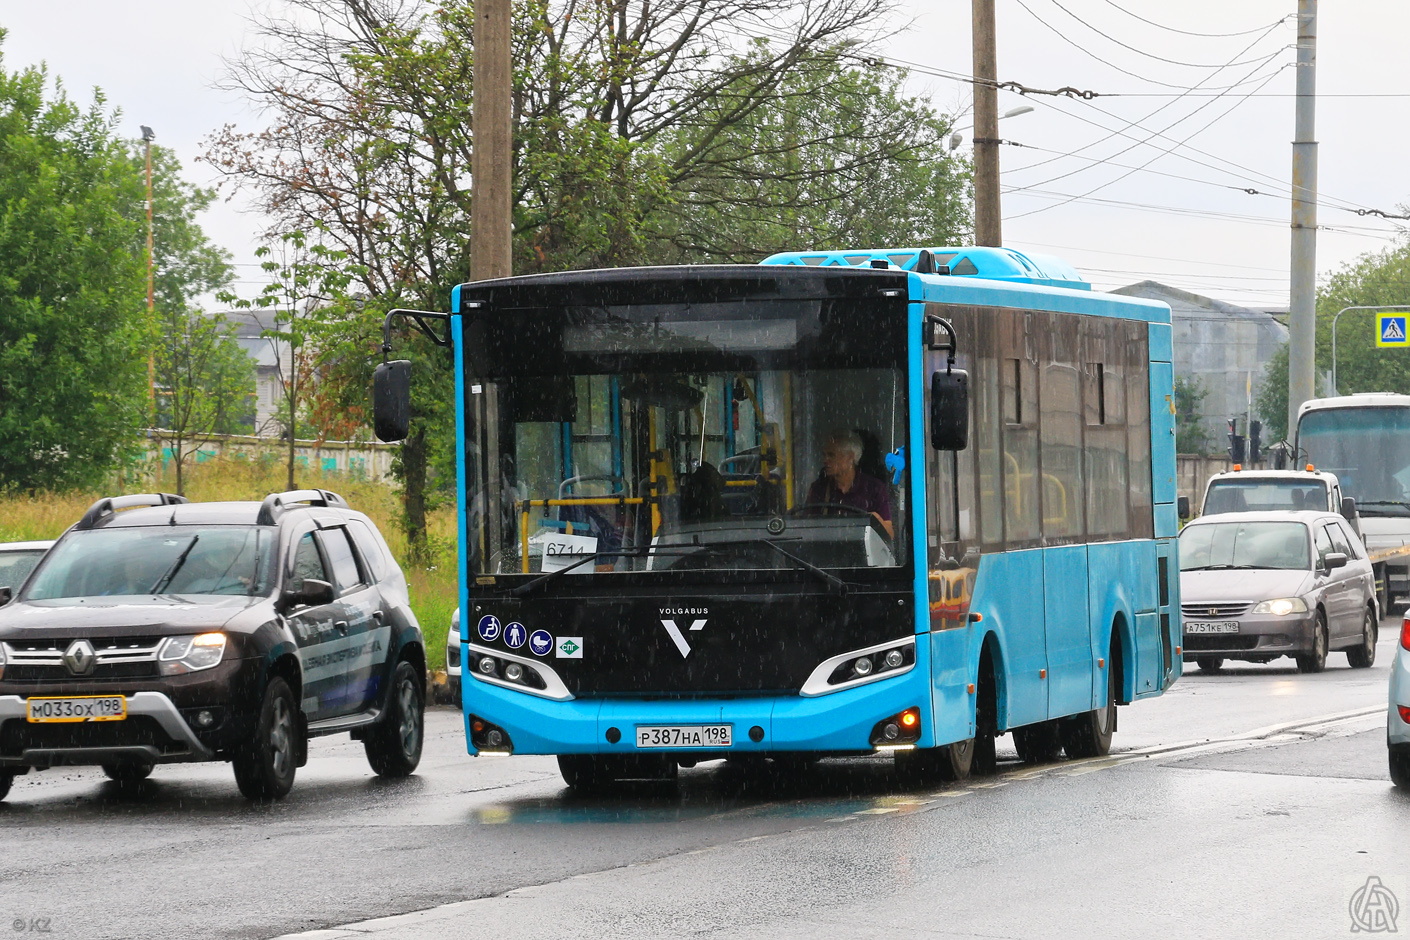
[292,533,328,585]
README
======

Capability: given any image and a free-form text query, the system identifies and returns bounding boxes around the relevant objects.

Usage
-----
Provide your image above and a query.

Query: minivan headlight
[158,633,227,675]
[1250,597,1308,616]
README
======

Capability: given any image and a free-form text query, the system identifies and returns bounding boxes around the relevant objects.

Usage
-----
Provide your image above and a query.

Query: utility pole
[471,0,512,281]
[972,0,1001,246]
[1287,0,1318,436]
[141,125,157,418]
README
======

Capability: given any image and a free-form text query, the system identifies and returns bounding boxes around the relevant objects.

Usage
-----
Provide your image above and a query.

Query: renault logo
[64,639,96,676]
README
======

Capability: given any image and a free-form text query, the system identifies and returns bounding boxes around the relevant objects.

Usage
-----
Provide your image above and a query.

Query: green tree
[223,230,362,491]
[152,309,255,495]
[1315,240,1410,397]
[0,42,148,490]
[207,0,973,551]
[1174,376,1215,455]
[1254,342,1290,443]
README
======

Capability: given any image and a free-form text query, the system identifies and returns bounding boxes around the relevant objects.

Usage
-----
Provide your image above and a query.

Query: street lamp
[1330,304,1410,395]
[141,125,156,416]
[948,105,1034,151]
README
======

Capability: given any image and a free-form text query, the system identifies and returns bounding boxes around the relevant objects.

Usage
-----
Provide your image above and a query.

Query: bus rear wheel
[1061,657,1118,759]
[1012,721,1063,764]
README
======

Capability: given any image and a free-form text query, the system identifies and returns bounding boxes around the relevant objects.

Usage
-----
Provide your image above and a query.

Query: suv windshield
[24,527,276,600]
[1203,480,1328,514]
[1179,520,1311,571]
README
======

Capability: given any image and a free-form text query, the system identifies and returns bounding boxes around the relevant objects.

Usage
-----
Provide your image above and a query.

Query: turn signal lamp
[900,709,919,728]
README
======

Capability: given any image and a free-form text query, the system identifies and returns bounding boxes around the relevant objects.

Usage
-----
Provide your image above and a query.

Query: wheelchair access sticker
[477,615,501,642]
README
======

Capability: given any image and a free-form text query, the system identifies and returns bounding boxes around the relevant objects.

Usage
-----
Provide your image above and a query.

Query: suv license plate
[636,725,732,748]
[26,696,127,723]
[1185,621,1240,635]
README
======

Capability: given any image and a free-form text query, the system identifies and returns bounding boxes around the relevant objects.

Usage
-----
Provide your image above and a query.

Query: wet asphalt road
[3,624,1406,940]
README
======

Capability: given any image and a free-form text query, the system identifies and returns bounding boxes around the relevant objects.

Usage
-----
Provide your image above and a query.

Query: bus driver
[806,429,894,539]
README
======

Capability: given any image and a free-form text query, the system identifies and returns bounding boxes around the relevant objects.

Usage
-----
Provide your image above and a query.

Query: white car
[446,608,462,703]
[0,540,54,597]
[1390,616,1410,788]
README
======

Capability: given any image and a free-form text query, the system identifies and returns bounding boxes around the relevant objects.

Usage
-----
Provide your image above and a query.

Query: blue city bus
[374,245,1182,786]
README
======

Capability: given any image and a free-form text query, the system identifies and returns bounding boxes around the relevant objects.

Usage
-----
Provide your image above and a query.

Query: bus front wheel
[896,738,973,786]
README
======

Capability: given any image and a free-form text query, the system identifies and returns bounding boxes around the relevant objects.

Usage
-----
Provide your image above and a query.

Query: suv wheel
[364,660,424,778]
[233,676,299,800]
[102,762,153,782]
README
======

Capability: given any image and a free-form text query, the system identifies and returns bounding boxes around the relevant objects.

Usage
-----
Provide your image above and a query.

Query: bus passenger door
[1043,545,1093,718]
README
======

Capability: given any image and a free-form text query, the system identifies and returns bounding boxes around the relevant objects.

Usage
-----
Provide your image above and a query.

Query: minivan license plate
[636,725,732,748]
[1184,621,1239,634]
[26,696,127,723]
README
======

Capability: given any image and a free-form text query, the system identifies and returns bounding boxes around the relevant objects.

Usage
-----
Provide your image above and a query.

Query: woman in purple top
[805,429,894,538]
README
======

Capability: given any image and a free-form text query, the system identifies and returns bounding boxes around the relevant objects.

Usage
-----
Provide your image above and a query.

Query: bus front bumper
[462,668,937,757]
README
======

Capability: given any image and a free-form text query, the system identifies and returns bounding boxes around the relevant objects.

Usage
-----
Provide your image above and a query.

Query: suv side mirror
[1323,552,1348,572]
[930,369,969,451]
[1177,496,1191,520]
[284,578,335,608]
[373,359,412,442]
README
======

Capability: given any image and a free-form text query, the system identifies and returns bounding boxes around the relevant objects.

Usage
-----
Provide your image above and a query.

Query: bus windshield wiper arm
[743,538,850,595]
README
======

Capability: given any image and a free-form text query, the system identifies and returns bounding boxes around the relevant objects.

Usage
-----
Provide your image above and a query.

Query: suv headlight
[1250,597,1308,616]
[159,633,227,675]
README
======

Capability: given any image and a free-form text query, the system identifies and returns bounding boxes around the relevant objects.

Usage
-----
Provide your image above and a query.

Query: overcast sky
[2,0,1406,308]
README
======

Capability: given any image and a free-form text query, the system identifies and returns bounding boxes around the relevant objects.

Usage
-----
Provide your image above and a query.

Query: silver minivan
[1179,511,1378,673]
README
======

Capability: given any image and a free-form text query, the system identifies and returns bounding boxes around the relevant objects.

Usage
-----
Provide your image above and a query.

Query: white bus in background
[1296,393,1410,611]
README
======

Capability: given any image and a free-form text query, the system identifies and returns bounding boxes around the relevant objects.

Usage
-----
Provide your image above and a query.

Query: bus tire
[973,650,999,775]
[1013,721,1063,764]
[897,739,973,786]
[1061,656,1118,759]
[558,755,609,791]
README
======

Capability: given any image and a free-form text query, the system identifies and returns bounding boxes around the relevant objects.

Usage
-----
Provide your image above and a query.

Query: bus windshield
[1299,407,1410,515]
[463,298,910,578]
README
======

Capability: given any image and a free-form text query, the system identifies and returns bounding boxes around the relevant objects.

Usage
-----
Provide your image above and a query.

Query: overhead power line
[1042,0,1294,69]
[1095,1,1293,39]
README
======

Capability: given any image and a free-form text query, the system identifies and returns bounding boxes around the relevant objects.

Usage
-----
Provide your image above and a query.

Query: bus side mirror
[373,359,412,442]
[930,369,969,451]
[1178,496,1191,520]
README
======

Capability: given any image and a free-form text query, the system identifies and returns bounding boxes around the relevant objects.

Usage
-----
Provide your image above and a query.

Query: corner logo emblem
[64,639,96,676]
[660,620,707,658]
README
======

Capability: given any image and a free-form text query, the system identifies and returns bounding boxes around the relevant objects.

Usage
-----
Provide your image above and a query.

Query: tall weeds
[0,455,457,666]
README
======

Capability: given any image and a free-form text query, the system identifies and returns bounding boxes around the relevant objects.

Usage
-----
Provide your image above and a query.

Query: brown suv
[0,490,425,800]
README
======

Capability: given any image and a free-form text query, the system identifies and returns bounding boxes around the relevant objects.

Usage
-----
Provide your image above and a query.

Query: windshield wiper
[1356,500,1410,511]
[149,536,199,594]
[508,537,850,597]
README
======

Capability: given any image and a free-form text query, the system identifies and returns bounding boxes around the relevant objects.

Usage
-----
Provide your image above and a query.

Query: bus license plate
[636,725,732,748]
[1184,621,1239,635]
[26,696,127,723]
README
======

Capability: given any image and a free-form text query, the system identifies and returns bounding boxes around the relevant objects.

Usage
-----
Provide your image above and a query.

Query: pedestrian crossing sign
[1377,314,1409,347]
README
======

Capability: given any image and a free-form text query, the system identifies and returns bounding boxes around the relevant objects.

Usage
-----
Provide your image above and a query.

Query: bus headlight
[1250,597,1308,616]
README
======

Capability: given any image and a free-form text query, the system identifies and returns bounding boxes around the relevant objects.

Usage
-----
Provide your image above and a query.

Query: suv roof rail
[74,493,189,530]
[256,489,349,526]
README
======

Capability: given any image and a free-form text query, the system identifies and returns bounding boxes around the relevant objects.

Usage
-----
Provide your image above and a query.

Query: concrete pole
[471,0,513,281]
[972,0,1001,247]
[1286,0,1318,436]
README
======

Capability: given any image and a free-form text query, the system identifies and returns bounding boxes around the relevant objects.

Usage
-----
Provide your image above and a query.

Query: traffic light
[1249,420,1262,465]
[1227,418,1246,464]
